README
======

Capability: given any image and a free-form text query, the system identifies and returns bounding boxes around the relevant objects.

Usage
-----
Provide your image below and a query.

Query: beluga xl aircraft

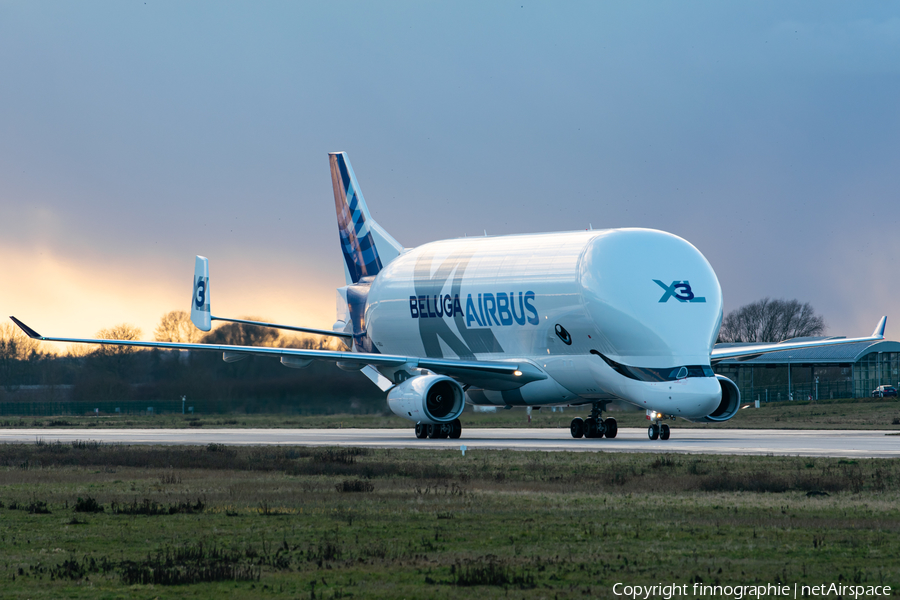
[11,153,888,441]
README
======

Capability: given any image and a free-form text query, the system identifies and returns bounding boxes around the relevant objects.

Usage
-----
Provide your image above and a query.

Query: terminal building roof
[714,340,900,365]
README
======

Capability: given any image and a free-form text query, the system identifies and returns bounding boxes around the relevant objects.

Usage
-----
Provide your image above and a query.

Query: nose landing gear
[647,411,672,440]
[569,402,617,439]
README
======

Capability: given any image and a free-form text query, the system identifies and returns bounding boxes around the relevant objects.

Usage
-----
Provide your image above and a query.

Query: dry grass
[3,395,900,431]
[0,444,897,598]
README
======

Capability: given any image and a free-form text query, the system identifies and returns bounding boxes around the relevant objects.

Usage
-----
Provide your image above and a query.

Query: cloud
[0,243,338,346]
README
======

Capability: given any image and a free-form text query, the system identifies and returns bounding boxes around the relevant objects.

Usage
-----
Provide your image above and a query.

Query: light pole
[182,395,186,415]
[788,358,792,401]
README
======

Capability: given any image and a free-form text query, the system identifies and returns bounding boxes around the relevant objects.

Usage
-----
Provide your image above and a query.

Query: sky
[1,1,899,347]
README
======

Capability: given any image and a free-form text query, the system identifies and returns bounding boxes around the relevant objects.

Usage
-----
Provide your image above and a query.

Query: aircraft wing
[9,317,546,390]
[710,316,887,362]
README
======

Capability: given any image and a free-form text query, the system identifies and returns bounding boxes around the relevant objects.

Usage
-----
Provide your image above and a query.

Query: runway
[0,427,897,458]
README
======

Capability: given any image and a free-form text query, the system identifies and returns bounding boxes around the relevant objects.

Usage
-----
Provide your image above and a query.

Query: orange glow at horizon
[1,244,339,353]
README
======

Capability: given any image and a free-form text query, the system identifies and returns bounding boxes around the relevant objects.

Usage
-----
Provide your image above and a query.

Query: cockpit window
[590,350,714,382]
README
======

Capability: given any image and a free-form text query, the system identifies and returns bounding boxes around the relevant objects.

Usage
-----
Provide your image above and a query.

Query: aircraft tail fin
[329,152,403,285]
[191,255,212,332]
[873,316,887,338]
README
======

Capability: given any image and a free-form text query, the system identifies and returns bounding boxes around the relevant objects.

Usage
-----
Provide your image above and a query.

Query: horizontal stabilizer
[210,315,352,341]
[188,256,351,343]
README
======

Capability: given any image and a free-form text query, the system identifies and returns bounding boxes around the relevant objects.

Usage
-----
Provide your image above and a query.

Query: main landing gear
[647,411,671,440]
[415,419,462,440]
[569,402,617,439]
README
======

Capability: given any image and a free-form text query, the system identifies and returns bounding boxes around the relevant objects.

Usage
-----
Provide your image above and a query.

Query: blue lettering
[194,278,206,308]
[510,291,526,325]
[524,291,539,325]
[422,290,538,327]
[654,279,705,303]
[478,293,486,325]
[483,293,497,326]
[496,292,513,326]
[466,294,483,327]
[409,296,419,318]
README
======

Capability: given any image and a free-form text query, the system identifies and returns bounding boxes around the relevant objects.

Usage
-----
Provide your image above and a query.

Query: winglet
[190,256,212,332]
[873,316,887,339]
[9,316,42,339]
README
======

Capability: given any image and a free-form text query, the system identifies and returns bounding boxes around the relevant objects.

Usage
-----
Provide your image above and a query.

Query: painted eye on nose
[555,324,572,345]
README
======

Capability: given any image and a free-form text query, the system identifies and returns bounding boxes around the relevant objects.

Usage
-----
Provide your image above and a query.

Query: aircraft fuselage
[359,227,725,419]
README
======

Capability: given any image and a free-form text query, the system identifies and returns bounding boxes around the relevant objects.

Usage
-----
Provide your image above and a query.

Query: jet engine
[387,374,465,425]
[688,374,741,422]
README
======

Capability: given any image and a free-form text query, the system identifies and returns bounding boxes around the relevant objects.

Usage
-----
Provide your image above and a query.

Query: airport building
[714,340,900,402]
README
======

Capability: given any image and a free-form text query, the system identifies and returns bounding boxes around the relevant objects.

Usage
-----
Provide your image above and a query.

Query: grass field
[0,442,897,599]
[4,395,900,431]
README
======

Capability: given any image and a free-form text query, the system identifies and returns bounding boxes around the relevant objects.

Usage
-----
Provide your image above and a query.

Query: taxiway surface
[0,428,897,458]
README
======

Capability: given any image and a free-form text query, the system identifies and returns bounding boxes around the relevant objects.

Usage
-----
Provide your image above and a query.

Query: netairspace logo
[612,582,892,600]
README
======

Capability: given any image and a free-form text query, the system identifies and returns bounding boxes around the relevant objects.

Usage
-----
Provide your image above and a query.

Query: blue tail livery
[329,152,403,284]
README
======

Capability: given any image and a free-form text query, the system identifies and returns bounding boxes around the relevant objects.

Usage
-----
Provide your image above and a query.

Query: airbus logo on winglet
[654,280,706,303]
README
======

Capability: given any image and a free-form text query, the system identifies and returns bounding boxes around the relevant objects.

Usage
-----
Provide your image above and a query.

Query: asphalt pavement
[0,427,897,458]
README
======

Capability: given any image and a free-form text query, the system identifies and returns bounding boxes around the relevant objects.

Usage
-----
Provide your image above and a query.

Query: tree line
[717,298,826,344]
[0,311,381,415]
[1,298,828,414]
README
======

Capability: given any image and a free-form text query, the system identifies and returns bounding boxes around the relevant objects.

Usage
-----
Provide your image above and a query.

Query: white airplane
[11,153,888,441]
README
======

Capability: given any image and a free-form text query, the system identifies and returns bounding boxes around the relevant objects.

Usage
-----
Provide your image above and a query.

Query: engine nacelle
[387,374,465,425]
[688,374,741,423]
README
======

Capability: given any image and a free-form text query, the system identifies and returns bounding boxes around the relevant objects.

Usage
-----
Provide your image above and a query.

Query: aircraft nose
[637,376,722,418]
[579,228,722,366]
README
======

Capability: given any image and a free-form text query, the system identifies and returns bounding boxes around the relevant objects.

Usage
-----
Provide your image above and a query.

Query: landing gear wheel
[584,417,598,438]
[415,423,427,439]
[427,424,440,439]
[604,418,618,439]
[648,424,660,440]
[570,418,584,439]
[449,419,462,439]
[660,423,670,440]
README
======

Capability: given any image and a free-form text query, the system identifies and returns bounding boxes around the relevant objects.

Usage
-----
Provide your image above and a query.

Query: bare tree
[0,322,44,360]
[154,310,203,343]
[718,298,826,343]
[0,322,46,390]
[201,318,280,347]
[279,333,346,351]
[91,323,143,381]
[95,324,143,356]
